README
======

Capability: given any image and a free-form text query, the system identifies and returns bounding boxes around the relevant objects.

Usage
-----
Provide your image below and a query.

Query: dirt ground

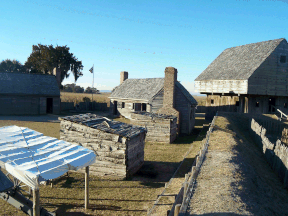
[186,113,288,216]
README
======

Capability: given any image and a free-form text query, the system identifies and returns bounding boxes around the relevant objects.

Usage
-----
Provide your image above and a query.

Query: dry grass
[0,115,209,216]
[60,92,111,106]
[193,95,206,106]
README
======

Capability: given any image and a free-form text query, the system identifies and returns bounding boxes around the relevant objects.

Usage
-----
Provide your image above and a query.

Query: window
[122,102,125,108]
[280,55,286,63]
[256,101,259,107]
[133,103,135,109]
[142,103,147,111]
[211,99,214,104]
[284,103,288,108]
[235,101,239,107]
[135,103,141,111]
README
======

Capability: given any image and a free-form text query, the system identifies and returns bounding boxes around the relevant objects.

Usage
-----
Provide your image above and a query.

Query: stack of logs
[59,114,146,179]
[130,111,177,143]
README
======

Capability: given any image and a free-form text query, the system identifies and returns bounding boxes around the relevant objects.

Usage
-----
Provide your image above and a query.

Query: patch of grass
[60,92,111,106]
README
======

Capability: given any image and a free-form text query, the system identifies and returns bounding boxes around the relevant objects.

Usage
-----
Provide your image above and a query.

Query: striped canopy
[0,125,96,189]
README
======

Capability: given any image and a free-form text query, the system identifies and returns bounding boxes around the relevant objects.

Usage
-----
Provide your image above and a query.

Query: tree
[25,44,83,82]
[62,83,84,93]
[84,87,99,94]
[0,59,26,73]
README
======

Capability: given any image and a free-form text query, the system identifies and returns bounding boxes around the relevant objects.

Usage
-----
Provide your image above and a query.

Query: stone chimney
[120,71,128,84]
[157,67,180,132]
[53,67,61,90]
[163,67,177,108]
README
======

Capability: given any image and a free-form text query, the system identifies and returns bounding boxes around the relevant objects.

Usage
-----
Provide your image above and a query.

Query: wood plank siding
[150,89,164,113]
[194,80,248,94]
[248,40,288,96]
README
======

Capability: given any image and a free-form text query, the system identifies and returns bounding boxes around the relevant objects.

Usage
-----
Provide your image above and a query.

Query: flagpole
[92,64,94,102]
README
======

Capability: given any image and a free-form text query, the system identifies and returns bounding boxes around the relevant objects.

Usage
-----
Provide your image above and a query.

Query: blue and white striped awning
[0,125,96,189]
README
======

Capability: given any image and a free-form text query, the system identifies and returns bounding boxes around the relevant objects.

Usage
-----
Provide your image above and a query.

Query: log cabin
[0,71,60,115]
[59,113,146,179]
[194,38,288,119]
[109,67,198,134]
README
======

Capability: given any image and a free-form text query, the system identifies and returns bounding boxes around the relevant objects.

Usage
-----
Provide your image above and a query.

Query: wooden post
[192,166,196,176]
[33,189,40,216]
[174,204,181,216]
[183,182,189,201]
[85,166,89,209]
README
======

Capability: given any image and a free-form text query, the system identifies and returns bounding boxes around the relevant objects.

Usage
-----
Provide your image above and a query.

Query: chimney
[53,67,61,90]
[120,71,128,84]
[163,67,177,108]
[157,67,180,133]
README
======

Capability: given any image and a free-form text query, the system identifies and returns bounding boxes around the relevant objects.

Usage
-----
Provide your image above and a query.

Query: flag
[89,66,93,73]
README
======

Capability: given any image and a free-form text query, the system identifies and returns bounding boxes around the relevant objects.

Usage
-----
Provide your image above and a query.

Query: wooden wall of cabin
[205,95,239,119]
[0,95,40,115]
[150,89,164,113]
[175,86,196,134]
[110,99,150,119]
[194,80,248,94]
[242,95,288,114]
[248,40,288,96]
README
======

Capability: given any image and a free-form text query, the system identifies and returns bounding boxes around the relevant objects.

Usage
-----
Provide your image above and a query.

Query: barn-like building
[109,67,198,134]
[0,72,60,115]
[194,38,288,118]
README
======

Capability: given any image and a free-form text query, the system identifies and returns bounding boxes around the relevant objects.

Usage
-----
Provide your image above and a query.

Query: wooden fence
[61,102,108,112]
[250,118,288,187]
[168,113,218,216]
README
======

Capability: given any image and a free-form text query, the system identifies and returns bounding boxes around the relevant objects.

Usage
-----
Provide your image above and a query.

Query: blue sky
[1,0,288,94]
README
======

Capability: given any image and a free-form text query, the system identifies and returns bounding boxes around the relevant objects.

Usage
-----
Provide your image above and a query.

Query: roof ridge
[224,38,285,50]
[0,72,56,77]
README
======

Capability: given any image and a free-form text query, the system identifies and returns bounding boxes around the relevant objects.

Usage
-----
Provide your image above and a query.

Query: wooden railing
[271,105,288,121]
[277,109,288,120]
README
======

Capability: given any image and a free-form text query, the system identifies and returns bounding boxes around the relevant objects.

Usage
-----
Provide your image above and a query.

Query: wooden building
[194,38,288,118]
[59,114,146,179]
[0,72,60,115]
[130,112,177,143]
[109,67,198,134]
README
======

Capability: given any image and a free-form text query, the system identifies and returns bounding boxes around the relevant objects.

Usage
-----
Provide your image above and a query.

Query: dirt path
[186,113,288,216]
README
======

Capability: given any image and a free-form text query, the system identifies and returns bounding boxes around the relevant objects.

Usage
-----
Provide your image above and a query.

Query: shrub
[83,97,91,102]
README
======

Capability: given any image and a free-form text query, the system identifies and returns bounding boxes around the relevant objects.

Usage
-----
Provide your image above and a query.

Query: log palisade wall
[59,114,146,179]
[130,112,177,143]
[250,118,288,187]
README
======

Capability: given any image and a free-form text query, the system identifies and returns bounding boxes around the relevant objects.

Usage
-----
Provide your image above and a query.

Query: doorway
[113,101,118,115]
[46,98,53,113]
[268,97,276,113]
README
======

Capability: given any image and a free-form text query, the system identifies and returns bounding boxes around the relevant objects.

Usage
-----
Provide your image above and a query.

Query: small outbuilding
[59,114,147,179]
[130,112,177,143]
[0,72,60,115]
[109,67,198,134]
[195,38,288,118]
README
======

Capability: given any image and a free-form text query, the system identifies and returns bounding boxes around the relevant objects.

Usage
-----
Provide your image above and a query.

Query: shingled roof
[110,78,197,105]
[0,72,60,96]
[195,38,286,81]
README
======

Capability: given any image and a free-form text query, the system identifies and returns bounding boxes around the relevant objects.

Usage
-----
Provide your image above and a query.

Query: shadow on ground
[213,112,288,216]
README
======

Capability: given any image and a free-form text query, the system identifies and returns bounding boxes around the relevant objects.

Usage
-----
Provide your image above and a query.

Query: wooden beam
[33,189,40,216]
[85,166,89,209]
